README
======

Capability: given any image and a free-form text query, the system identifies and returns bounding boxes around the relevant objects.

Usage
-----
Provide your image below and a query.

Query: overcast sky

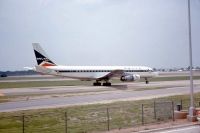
[0,0,200,71]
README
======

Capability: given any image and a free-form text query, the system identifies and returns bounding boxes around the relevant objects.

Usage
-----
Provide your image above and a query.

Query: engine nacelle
[120,74,140,82]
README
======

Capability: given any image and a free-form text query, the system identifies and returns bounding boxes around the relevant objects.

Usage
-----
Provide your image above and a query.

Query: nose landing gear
[145,78,149,84]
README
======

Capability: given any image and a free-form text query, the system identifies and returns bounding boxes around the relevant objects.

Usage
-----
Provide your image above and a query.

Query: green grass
[1,76,200,89]
[0,80,93,89]
[0,96,10,103]
[150,76,200,82]
[0,93,200,133]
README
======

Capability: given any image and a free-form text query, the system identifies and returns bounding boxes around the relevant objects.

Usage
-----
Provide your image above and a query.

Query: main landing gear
[103,82,111,86]
[93,80,111,86]
[93,81,101,86]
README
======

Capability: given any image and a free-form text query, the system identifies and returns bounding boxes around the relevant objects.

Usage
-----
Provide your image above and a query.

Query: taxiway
[0,80,200,112]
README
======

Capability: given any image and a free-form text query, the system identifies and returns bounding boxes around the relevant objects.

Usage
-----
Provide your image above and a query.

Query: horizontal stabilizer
[24,67,36,71]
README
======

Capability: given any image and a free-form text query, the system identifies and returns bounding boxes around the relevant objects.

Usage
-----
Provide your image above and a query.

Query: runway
[1,80,200,96]
[0,80,200,112]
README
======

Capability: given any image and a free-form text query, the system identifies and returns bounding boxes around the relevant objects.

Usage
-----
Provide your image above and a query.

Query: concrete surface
[0,84,200,112]
[157,125,200,133]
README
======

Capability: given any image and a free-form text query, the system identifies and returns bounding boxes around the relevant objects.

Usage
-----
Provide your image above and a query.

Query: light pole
[187,0,196,122]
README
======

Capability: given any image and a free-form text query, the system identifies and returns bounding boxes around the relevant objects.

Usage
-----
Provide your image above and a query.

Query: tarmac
[0,80,200,112]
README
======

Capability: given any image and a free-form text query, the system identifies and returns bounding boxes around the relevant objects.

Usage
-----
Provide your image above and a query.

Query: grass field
[1,76,200,89]
[0,93,200,133]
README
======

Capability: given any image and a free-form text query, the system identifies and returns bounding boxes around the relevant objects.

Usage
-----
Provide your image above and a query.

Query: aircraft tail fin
[32,43,56,67]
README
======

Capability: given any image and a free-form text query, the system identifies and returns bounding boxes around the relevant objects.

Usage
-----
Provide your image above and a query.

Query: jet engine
[120,74,140,82]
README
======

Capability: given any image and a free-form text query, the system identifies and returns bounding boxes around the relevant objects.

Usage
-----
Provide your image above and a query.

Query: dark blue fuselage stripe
[57,70,149,73]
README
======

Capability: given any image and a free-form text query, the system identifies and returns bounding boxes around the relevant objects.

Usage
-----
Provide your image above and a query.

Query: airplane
[28,43,158,86]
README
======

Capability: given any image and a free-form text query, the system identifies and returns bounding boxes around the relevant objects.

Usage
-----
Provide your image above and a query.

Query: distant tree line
[153,66,200,72]
[0,70,37,76]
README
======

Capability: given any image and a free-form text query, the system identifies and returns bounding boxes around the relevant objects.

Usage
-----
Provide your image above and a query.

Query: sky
[0,0,200,71]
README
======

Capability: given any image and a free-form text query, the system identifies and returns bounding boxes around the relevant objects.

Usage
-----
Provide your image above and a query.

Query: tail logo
[34,49,56,67]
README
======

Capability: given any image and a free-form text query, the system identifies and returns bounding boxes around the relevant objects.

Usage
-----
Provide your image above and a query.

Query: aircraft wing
[97,70,124,80]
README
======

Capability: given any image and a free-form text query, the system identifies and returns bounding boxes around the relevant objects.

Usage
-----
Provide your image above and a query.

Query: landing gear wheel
[145,78,149,84]
[103,82,111,86]
[93,82,101,86]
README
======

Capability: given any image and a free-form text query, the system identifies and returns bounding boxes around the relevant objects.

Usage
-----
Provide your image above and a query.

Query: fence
[0,98,200,133]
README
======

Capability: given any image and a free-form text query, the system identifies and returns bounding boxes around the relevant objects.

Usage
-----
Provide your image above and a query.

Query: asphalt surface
[1,80,200,96]
[157,125,200,133]
[0,81,200,112]
[0,86,111,96]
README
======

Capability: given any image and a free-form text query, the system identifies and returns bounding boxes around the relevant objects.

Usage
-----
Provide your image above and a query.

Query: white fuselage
[36,65,157,80]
